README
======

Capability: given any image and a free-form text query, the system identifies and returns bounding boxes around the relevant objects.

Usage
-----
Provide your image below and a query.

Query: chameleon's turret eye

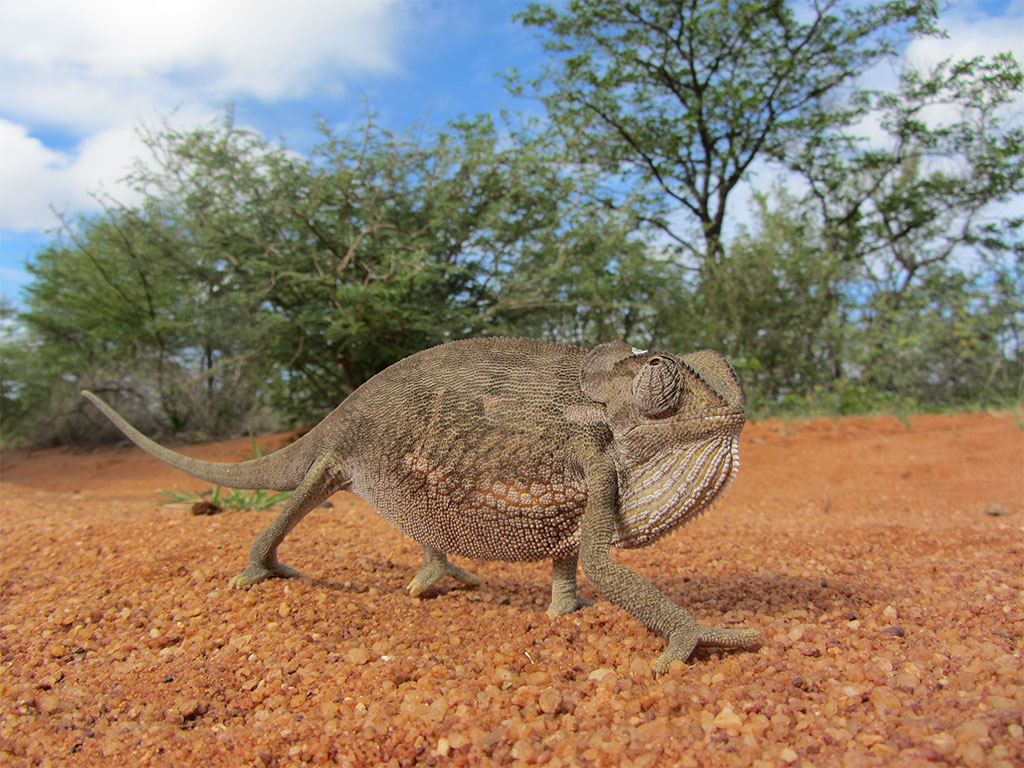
[631,356,685,418]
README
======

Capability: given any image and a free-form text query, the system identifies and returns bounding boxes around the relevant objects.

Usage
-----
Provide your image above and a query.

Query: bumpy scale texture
[344,340,592,562]
[82,337,763,671]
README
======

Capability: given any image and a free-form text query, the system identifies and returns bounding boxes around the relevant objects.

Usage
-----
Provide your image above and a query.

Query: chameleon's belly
[345,368,595,561]
[354,451,588,562]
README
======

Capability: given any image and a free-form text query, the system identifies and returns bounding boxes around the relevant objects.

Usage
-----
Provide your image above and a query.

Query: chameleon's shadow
[661,570,897,631]
[305,560,889,634]
[299,564,895,668]
[305,558,555,609]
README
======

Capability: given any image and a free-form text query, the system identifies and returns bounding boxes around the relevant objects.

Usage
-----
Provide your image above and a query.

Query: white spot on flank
[631,347,648,355]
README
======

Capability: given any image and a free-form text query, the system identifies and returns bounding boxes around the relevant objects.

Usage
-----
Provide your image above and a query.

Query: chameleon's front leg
[578,453,763,673]
[547,553,593,617]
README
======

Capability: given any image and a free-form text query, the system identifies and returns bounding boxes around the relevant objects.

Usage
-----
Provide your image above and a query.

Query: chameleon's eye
[631,356,684,418]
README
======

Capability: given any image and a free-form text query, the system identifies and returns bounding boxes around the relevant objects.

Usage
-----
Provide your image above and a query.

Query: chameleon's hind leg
[407,545,481,597]
[547,552,593,617]
[229,455,341,589]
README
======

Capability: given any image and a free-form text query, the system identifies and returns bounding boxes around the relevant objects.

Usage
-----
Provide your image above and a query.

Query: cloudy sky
[1,0,1021,304]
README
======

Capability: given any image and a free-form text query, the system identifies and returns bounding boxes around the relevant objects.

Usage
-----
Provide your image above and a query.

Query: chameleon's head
[581,341,747,547]
[580,342,746,462]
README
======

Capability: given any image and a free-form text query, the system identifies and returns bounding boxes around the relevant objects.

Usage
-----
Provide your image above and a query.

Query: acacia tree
[786,53,1024,403]
[512,0,942,263]
[129,112,662,420]
[790,53,1024,291]
[662,188,852,409]
[3,110,666,443]
[12,205,275,444]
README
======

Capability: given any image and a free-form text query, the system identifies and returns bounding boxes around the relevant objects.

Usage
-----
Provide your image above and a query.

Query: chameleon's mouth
[612,434,741,549]
[627,406,745,432]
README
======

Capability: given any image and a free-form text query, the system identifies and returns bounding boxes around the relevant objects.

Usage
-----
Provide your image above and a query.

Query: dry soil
[1,411,1022,767]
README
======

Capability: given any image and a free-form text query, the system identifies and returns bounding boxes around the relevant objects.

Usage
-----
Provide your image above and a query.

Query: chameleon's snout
[680,350,744,410]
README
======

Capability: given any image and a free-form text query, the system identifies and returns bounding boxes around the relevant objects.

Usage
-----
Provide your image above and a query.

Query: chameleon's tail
[81,391,320,491]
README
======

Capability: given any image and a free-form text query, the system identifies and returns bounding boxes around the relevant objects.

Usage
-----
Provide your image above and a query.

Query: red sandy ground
[1,411,1022,767]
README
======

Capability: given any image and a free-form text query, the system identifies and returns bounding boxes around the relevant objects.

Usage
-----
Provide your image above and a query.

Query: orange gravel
[1,411,1021,767]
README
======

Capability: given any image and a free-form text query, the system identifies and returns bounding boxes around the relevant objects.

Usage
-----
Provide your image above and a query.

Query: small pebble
[191,500,222,516]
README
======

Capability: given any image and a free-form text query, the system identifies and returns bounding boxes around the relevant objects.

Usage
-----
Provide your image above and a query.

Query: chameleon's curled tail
[81,391,319,491]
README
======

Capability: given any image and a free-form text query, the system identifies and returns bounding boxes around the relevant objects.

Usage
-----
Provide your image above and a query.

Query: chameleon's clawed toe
[407,552,480,597]
[652,624,764,673]
[546,593,593,618]
[228,562,300,589]
[698,627,765,650]
[406,572,432,597]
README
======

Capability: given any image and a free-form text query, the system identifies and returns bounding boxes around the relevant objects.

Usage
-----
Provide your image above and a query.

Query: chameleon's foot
[547,553,590,617]
[407,550,480,597]
[653,625,764,674]
[228,562,301,589]
[546,592,593,618]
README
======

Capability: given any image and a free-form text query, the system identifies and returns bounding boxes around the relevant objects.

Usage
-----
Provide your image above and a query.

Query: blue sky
[1,0,1022,305]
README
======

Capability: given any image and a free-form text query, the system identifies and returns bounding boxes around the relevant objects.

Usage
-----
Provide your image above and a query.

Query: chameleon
[82,337,763,671]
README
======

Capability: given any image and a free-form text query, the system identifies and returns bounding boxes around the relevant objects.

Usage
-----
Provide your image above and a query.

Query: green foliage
[122,111,662,421]
[658,189,850,413]
[851,264,1023,407]
[2,109,664,443]
[790,53,1024,284]
[159,485,293,513]
[786,51,1024,409]
[4,200,278,444]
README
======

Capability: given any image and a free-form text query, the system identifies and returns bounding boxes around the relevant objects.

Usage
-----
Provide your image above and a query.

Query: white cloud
[0,0,405,130]
[0,118,148,230]
[906,8,1024,71]
[0,0,409,232]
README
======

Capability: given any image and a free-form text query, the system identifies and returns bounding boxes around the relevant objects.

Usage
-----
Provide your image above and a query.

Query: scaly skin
[83,337,763,670]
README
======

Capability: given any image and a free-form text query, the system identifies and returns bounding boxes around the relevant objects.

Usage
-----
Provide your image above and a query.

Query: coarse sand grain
[1,411,1021,767]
